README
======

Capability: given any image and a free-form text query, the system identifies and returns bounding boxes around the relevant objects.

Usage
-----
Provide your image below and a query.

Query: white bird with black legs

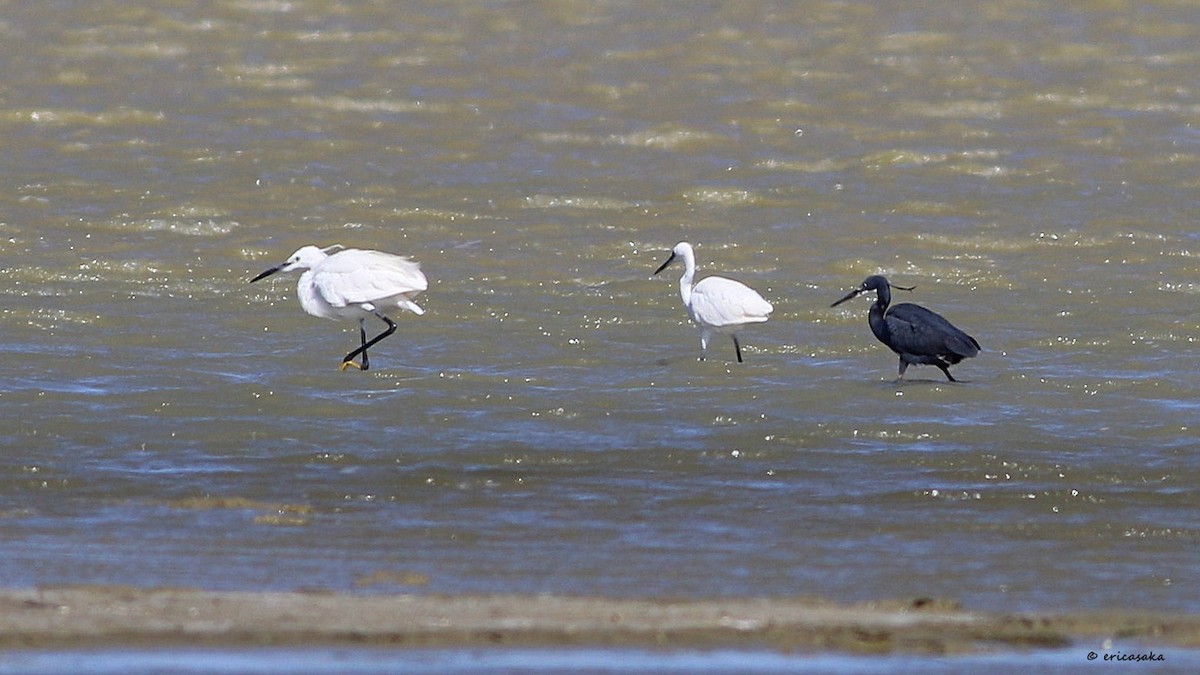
[250,244,427,371]
[653,241,773,363]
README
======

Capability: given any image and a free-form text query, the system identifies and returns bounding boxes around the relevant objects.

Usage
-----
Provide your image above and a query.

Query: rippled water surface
[2,1,1200,614]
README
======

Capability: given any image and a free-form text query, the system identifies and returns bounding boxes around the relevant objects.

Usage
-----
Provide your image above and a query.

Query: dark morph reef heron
[832,275,979,382]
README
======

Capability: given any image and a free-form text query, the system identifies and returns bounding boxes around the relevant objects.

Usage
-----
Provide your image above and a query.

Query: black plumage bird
[831,275,980,382]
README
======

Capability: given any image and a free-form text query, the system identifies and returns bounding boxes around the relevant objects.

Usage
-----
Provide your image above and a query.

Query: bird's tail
[398,299,425,315]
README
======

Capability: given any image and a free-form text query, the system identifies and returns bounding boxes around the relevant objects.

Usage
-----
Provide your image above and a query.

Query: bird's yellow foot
[339,360,364,371]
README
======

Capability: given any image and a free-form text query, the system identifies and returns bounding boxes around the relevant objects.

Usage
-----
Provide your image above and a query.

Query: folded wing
[314,249,428,308]
[690,276,773,327]
[886,303,980,359]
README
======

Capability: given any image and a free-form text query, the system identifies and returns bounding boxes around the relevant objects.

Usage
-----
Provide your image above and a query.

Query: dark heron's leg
[340,312,396,371]
[732,335,743,363]
[938,364,957,382]
[897,359,908,381]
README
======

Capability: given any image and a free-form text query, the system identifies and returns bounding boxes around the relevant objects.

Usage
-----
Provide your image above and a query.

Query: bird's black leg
[733,335,744,363]
[938,364,957,382]
[897,359,908,381]
[359,321,370,371]
[340,319,370,370]
[340,312,396,371]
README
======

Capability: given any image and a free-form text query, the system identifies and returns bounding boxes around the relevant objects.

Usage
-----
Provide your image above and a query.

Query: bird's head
[653,241,694,276]
[831,275,914,307]
[250,245,335,283]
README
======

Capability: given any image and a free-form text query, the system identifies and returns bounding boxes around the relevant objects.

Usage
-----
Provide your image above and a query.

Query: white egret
[250,244,427,371]
[653,241,773,362]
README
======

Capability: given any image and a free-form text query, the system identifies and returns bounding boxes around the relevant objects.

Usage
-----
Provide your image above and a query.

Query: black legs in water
[339,312,397,371]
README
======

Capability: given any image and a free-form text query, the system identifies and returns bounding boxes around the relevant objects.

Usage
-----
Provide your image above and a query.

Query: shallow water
[2,0,1199,616]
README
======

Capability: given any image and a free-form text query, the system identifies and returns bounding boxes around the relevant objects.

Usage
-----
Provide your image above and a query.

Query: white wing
[313,249,428,308]
[690,276,772,327]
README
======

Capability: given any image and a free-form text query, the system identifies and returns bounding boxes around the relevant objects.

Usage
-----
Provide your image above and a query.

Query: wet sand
[2,587,1198,655]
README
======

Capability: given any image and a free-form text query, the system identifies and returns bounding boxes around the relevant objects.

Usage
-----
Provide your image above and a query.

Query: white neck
[676,247,696,306]
[296,269,326,317]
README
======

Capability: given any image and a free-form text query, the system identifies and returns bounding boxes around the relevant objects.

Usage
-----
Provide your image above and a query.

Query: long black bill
[250,264,284,283]
[830,288,863,307]
[653,252,677,276]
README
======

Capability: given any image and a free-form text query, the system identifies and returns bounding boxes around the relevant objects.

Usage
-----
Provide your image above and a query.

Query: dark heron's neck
[873,284,891,312]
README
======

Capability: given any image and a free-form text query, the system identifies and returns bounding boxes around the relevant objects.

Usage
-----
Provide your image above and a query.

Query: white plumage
[654,241,773,362]
[250,244,427,371]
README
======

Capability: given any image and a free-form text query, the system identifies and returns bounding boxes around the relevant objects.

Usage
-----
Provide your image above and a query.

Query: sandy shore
[2,587,1198,654]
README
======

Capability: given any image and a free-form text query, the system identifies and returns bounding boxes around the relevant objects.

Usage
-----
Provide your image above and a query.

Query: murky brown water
[2,0,1199,615]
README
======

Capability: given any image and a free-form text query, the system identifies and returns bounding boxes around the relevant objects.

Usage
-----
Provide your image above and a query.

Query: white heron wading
[653,241,773,362]
[250,244,427,371]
